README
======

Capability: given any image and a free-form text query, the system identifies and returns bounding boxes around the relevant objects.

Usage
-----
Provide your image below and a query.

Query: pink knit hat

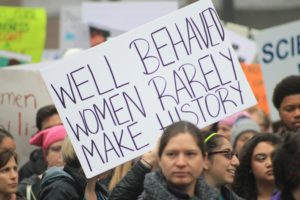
[30,125,67,150]
[219,111,250,127]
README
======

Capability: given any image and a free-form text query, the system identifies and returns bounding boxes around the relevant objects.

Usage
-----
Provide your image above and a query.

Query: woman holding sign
[109,120,219,200]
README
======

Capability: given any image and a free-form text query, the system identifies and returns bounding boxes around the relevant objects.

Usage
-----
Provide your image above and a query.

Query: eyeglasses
[208,150,237,160]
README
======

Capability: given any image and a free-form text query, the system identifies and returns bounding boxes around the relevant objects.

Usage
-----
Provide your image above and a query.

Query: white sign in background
[256,20,300,121]
[0,62,54,166]
[82,1,179,34]
[41,0,256,178]
[225,28,257,64]
[60,6,90,52]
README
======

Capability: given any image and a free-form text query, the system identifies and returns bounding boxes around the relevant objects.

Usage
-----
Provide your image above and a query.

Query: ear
[203,152,210,170]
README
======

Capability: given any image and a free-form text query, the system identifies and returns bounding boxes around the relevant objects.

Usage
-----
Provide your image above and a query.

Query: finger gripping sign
[41,0,256,178]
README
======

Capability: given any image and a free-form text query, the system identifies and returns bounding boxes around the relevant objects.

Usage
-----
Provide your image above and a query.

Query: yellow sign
[0,6,46,63]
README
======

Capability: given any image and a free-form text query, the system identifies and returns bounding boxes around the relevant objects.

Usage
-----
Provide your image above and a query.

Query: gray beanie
[231,117,260,146]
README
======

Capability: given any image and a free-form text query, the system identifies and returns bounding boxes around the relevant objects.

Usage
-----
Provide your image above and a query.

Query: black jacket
[38,166,108,200]
[18,149,47,182]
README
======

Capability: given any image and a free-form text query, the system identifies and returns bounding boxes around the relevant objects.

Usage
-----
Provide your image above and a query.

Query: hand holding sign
[41,0,256,178]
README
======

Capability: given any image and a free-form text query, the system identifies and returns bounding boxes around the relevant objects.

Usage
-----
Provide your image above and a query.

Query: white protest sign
[0,62,54,166]
[82,1,178,34]
[60,6,90,52]
[41,0,256,178]
[255,20,300,121]
[225,29,257,63]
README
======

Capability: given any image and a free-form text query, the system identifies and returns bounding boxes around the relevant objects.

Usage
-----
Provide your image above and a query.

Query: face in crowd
[30,125,67,168]
[217,123,232,140]
[278,94,300,131]
[0,136,16,151]
[158,121,205,195]
[0,150,18,199]
[45,140,64,168]
[234,131,256,156]
[41,113,62,130]
[203,134,240,187]
[251,141,276,183]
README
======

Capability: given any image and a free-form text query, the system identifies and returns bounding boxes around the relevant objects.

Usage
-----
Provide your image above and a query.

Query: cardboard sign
[241,63,269,114]
[0,62,54,166]
[255,20,300,121]
[41,0,256,178]
[0,6,46,63]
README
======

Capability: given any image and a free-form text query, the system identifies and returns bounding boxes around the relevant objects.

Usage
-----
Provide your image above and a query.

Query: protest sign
[256,20,300,121]
[0,50,31,67]
[60,6,90,52]
[241,63,269,114]
[41,0,256,178]
[226,29,257,63]
[0,62,54,166]
[0,6,46,63]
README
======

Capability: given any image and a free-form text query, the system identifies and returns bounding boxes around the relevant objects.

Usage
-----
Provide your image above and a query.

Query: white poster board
[41,0,256,178]
[0,62,54,166]
[225,29,257,63]
[82,1,179,35]
[255,20,300,121]
[60,6,90,52]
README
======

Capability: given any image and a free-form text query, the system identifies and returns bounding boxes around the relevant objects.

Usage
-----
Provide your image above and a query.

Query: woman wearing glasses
[203,132,244,200]
[232,133,281,200]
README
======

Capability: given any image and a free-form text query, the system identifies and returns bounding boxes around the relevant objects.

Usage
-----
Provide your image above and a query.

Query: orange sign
[241,63,270,115]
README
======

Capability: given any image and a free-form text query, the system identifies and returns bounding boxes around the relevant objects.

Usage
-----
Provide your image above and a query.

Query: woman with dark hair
[109,120,218,200]
[0,149,25,200]
[203,133,244,200]
[271,131,300,200]
[232,133,281,200]
[0,128,16,150]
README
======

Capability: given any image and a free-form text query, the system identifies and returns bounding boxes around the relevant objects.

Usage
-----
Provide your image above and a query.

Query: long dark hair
[0,128,14,145]
[232,133,281,200]
[272,131,300,200]
[0,148,17,168]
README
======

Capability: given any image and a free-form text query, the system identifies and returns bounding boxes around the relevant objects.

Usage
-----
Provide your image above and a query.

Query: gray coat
[109,160,243,200]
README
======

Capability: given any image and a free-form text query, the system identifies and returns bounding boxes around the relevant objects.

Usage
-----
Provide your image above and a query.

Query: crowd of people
[0,75,299,200]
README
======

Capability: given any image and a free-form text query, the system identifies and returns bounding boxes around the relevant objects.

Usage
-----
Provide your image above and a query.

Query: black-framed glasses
[208,150,237,160]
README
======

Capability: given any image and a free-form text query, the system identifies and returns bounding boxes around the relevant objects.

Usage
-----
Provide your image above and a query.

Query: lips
[173,172,189,177]
[227,169,236,176]
[266,170,273,176]
[8,183,17,188]
[292,121,300,128]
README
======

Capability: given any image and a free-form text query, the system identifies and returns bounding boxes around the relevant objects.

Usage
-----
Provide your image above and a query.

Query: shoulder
[221,186,245,200]
[195,177,218,199]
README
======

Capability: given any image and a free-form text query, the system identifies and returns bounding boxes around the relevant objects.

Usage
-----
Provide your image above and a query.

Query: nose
[265,157,272,168]
[175,154,187,167]
[294,108,300,117]
[10,170,18,180]
[231,155,240,167]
